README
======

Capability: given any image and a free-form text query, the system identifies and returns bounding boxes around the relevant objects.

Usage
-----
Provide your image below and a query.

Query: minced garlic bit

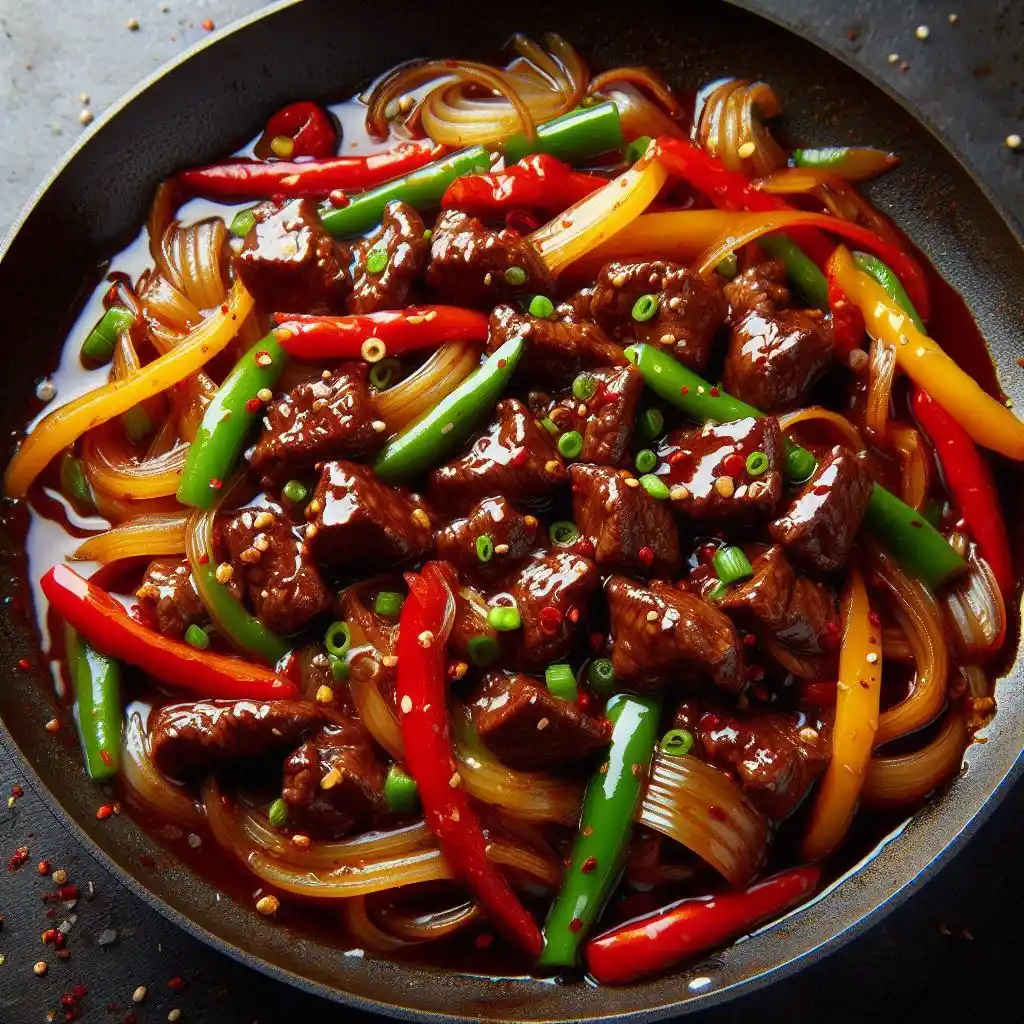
[256,895,280,916]
[315,685,334,704]
[624,476,640,488]
[252,533,270,552]
[400,695,413,714]
[494,543,510,555]
[126,17,140,30]
[79,109,94,126]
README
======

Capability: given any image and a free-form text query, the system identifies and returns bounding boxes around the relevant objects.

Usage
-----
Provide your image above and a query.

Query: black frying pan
[1,0,1021,1020]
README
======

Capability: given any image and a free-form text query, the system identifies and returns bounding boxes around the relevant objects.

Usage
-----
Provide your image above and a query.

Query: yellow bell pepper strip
[5,279,253,499]
[529,142,668,276]
[802,566,881,862]
[829,246,1024,460]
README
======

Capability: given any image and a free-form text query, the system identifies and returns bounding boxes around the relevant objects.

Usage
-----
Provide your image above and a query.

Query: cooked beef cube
[236,198,349,313]
[345,201,428,314]
[658,416,783,523]
[429,398,567,515]
[136,558,205,639]
[723,308,834,413]
[449,585,499,666]
[434,496,540,578]
[570,464,680,577]
[149,699,322,779]
[770,445,874,573]
[305,461,434,570]
[248,364,378,481]
[487,303,624,386]
[606,575,745,693]
[724,260,790,319]
[720,545,840,654]
[509,549,598,667]
[222,505,331,634]
[471,671,610,771]
[282,719,386,836]
[588,261,727,371]
[425,209,553,309]
[292,644,351,709]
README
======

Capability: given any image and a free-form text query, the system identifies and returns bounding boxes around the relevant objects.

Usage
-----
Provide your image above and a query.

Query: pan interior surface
[0,0,1020,1020]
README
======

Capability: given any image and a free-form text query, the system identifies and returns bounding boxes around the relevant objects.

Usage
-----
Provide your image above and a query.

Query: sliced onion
[596,84,685,141]
[882,623,915,661]
[147,180,181,268]
[762,632,833,680]
[862,712,966,808]
[888,424,930,511]
[959,663,990,699]
[865,335,896,442]
[779,406,865,453]
[344,895,416,951]
[636,751,768,888]
[375,343,479,435]
[121,712,204,828]
[80,423,187,499]
[71,511,189,563]
[378,897,480,941]
[867,544,949,747]
[941,536,1006,659]
[695,78,786,177]
[347,645,405,761]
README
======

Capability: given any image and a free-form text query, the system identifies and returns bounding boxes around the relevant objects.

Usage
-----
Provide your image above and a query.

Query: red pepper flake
[722,452,745,478]
[637,545,654,568]
[497,359,507,370]
[474,932,495,949]
[38,860,51,875]
[208,477,223,491]
[11,785,23,798]
[580,855,597,873]
[709,386,720,397]
[561,218,573,229]
[868,611,881,626]
[573,537,595,559]
[96,805,113,821]
[568,917,583,933]
[58,883,79,900]
[17,658,29,670]
[167,976,185,991]
[708,804,727,821]
[822,620,841,650]
[328,189,350,207]
[202,18,215,30]
[220,304,229,315]
[245,397,261,413]
[197,553,209,565]
[8,846,29,871]
[680,385,689,395]
[566,606,581,624]
[539,605,563,634]
[589,631,604,653]
[742,633,757,647]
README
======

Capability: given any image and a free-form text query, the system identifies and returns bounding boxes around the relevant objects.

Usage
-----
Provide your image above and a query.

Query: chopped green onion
[423,228,433,241]
[184,624,210,650]
[325,621,352,659]
[476,534,494,563]
[120,406,153,445]
[540,417,560,436]
[81,306,134,366]
[267,797,289,828]
[488,605,522,632]
[385,764,420,813]
[716,252,739,280]
[374,591,404,617]
[230,208,256,238]
[59,452,93,509]
[745,450,769,476]
[545,663,578,701]
[635,449,657,474]
[549,520,581,547]
[369,358,400,390]
[504,266,527,286]
[786,445,818,483]
[572,373,597,400]
[624,135,653,165]
[707,580,729,601]
[631,293,660,322]
[558,431,583,460]
[639,473,669,499]
[638,407,665,441]
[587,658,616,699]
[660,728,694,756]
[329,654,350,682]
[713,545,754,584]
[467,635,501,666]
[282,479,308,505]
[528,295,555,318]
[365,247,388,274]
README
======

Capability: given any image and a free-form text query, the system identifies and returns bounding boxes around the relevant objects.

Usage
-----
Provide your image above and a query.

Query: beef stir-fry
[7,35,1015,986]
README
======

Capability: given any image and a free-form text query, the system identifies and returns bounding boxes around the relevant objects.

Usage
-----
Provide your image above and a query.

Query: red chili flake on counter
[245,397,261,413]
[58,884,79,900]
[722,452,745,477]
[11,785,24,799]
[580,856,597,874]
[539,606,563,633]
[42,928,58,944]
[96,805,113,821]
[568,917,583,933]
[8,846,29,871]
[167,976,185,991]
[637,545,654,568]
[18,658,30,670]
[38,860,51,875]
[202,18,214,30]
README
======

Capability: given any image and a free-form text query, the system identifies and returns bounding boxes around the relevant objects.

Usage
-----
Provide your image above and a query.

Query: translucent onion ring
[778,406,866,453]
[696,78,786,177]
[344,895,415,951]
[70,511,189,563]
[375,343,479,435]
[865,335,897,442]
[80,424,187,500]
[761,632,834,680]
[597,84,686,142]
[378,897,481,942]
[589,66,683,119]
[888,423,930,511]
[941,537,1007,659]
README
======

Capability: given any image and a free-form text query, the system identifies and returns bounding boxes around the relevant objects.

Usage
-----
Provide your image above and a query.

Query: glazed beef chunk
[509,549,598,667]
[305,461,434,570]
[136,558,206,639]
[449,585,500,666]
[248,364,378,481]
[570,464,680,577]
[223,505,331,634]
[429,398,567,515]
[724,260,790,319]
[345,200,428,314]
[588,261,727,371]
[149,699,322,779]
[487,303,624,386]
[425,209,554,309]
[673,699,829,820]
[471,672,610,771]
[723,308,834,413]
[236,198,348,313]
[607,576,745,693]
[658,416,783,523]
[770,445,874,573]
[434,496,540,578]
[720,545,839,654]
[281,719,386,835]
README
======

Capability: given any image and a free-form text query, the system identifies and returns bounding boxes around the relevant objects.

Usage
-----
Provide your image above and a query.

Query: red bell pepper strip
[257,101,337,160]
[653,136,930,321]
[274,306,490,361]
[394,561,542,957]
[586,865,821,984]
[826,274,866,359]
[178,139,444,200]
[911,388,1014,594]
[41,565,297,701]
[442,153,604,220]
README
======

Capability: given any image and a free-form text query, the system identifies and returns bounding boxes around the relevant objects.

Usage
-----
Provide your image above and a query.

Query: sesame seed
[669,485,690,501]
[400,695,413,714]
[253,510,275,529]
[449,771,462,788]
[646,610,659,622]
[659,333,675,345]
[866,651,879,664]
[417,630,435,648]
[215,562,234,584]
[133,986,148,1004]
[45,718,60,733]
[737,141,756,158]
[381,655,398,668]
[715,475,735,498]
[1007,134,1022,150]
[315,685,334,704]
[411,507,430,528]
[126,17,140,30]
[537,718,550,730]
[372,419,387,432]
[168,1011,182,1023]
[79,109,94,126]
[424,310,438,321]
[321,369,332,380]
[494,543,509,554]
[34,961,48,976]
[696,385,705,395]
[321,768,341,790]
[305,524,318,539]
[406,314,425,325]
[611,272,627,287]
[256,388,273,403]
[624,476,640,488]
[915,24,930,39]
[948,12,958,23]
[799,727,820,743]
[888,53,900,64]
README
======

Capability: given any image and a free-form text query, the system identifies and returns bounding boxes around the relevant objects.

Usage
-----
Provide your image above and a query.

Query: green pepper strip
[625,343,966,589]
[852,251,926,333]
[501,102,625,166]
[758,234,829,309]
[81,306,134,366]
[65,625,121,780]
[177,333,287,508]
[373,335,525,482]
[538,693,661,968]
